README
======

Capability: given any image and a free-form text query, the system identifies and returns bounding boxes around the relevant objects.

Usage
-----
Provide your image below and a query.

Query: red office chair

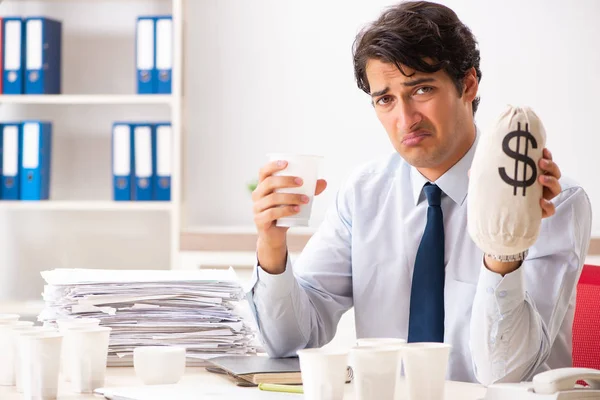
[572,264,600,369]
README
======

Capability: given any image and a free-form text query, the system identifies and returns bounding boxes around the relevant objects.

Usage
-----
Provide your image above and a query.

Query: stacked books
[37,268,257,366]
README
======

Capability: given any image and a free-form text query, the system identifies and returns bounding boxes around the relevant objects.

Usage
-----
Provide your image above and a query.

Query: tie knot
[423,183,441,206]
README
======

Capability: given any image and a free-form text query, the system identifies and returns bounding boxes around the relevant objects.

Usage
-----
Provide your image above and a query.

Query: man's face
[365,59,477,172]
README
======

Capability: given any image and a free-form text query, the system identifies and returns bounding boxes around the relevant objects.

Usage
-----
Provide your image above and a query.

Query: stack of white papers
[38,268,257,366]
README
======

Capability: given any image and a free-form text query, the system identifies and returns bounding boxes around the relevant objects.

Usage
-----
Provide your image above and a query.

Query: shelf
[0,201,173,211]
[0,301,45,318]
[0,95,173,106]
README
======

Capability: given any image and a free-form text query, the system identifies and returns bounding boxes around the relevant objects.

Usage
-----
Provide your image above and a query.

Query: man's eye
[415,87,433,95]
[376,96,393,105]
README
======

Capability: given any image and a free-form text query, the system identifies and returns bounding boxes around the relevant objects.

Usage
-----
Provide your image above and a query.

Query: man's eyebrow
[370,87,389,98]
[370,77,436,98]
[402,77,436,87]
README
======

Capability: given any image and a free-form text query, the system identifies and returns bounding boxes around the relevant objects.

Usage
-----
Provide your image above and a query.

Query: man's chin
[397,148,438,168]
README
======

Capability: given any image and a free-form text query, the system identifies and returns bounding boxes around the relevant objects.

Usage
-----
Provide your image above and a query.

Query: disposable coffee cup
[65,326,111,393]
[267,153,323,227]
[56,318,101,382]
[18,332,63,400]
[350,345,402,400]
[402,342,451,400]
[296,347,347,400]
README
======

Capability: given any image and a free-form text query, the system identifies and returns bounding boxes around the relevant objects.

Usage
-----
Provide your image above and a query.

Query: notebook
[207,355,353,385]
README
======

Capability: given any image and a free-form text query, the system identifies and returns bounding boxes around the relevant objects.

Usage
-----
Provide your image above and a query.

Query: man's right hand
[252,160,327,275]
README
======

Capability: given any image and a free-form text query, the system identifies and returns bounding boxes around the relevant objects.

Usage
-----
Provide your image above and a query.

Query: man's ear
[462,67,479,103]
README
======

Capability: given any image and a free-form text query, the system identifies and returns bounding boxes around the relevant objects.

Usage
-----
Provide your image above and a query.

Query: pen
[258,383,304,394]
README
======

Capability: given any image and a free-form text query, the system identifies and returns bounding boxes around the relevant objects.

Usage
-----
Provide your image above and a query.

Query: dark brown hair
[352,1,482,114]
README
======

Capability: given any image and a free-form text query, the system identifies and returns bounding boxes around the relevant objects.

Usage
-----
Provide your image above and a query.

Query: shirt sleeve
[470,184,592,385]
[245,184,355,358]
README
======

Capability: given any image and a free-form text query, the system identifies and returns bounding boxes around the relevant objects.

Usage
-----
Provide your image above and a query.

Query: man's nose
[396,101,422,132]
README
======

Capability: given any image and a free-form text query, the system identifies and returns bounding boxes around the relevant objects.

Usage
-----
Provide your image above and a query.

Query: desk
[0,367,487,399]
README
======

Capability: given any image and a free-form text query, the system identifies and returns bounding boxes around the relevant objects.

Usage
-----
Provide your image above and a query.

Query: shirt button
[486,287,494,294]
[498,290,507,298]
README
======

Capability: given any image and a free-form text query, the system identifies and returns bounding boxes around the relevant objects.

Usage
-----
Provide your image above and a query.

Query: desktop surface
[0,366,487,400]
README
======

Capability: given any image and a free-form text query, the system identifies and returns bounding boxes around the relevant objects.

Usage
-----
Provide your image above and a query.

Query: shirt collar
[410,127,479,206]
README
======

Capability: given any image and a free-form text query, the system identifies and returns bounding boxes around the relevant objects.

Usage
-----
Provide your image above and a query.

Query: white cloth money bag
[468,105,547,255]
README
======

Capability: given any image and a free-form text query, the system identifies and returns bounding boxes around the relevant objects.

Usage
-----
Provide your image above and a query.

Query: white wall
[183,0,600,236]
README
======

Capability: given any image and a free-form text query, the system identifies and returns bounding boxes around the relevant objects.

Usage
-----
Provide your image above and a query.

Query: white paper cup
[297,348,347,400]
[66,326,111,393]
[56,318,101,382]
[351,345,402,400]
[0,322,34,386]
[267,153,323,227]
[402,342,451,400]
[14,327,58,393]
[18,332,63,400]
[355,337,406,399]
[0,314,20,324]
[133,346,186,385]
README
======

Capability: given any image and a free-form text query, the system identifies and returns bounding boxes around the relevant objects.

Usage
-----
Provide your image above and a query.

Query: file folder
[112,123,133,201]
[136,17,156,94]
[155,16,172,94]
[153,123,171,201]
[25,17,62,95]
[0,17,4,94]
[2,18,25,95]
[1,123,22,199]
[133,124,154,201]
[20,121,52,200]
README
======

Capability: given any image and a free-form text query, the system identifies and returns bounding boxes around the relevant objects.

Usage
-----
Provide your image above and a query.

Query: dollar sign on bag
[498,122,538,196]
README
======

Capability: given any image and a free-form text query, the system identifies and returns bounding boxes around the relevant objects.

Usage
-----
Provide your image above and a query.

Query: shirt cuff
[477,261,526,316]
[246,254,296,301]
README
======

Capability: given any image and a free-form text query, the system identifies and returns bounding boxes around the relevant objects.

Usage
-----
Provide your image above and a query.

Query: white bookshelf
[0,94,173,105]
[0,201,173,211]
[0,0,185,317]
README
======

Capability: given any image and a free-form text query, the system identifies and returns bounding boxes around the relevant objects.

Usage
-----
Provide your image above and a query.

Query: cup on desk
[0,321,35,386]
[14,327,59,393]
[297,347,348,400]
[65,326,111,393]
[350,345,402,400]
[267,153,323,228]
[133,346,186,385]
[402,342,452,400]
[56,317,101,382]
[18,331,63,400]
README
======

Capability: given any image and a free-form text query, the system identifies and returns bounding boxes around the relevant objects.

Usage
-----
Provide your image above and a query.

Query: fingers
[252,175,303,201]
[315,179,328,196]
[540,198,556,218]
[253,205,301,230]
[539,157,561,180]
[259,160,288,182]
[253,192,309,214]
[539,174,561,200]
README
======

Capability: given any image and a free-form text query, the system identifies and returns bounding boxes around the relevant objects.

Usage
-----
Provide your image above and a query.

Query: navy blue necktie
[408,183,445,343]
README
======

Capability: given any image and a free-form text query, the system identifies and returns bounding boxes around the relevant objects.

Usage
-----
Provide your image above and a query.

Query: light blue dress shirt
[247,135,592,384]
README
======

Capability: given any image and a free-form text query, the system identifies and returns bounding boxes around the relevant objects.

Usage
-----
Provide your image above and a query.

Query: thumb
[315,179,328,196]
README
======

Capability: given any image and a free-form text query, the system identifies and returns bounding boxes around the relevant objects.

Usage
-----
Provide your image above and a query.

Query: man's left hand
[539,148,562,218]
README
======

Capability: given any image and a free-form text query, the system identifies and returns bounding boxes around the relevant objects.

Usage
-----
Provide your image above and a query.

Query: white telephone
[483,368,600,400]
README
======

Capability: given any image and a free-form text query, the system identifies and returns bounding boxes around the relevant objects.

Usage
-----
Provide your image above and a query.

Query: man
[247,1,592,385]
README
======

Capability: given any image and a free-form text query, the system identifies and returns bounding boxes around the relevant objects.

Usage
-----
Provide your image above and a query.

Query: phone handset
[533,367,600,394]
